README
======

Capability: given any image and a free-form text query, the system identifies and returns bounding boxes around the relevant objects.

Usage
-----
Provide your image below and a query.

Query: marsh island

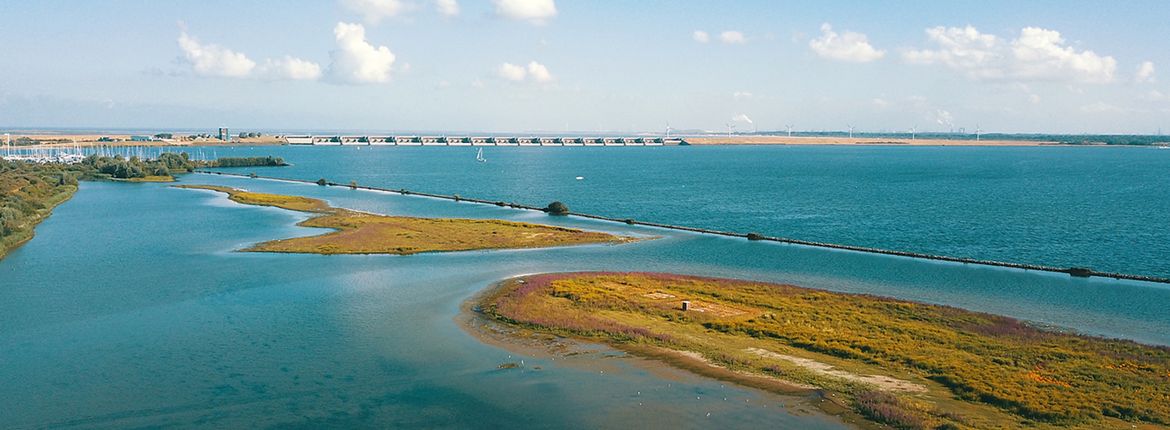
[474,272,1170,430]
[176,185,634,255]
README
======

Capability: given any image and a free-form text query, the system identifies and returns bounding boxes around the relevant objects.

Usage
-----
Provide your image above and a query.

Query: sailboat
[475,148,486,162]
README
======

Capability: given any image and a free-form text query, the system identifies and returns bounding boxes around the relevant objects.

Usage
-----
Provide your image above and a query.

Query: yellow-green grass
[477,272,1170,430]
[175,185,633,255]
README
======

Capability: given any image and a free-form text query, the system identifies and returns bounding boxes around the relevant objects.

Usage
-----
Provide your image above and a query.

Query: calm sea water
[206,144,1170,278]
[3,145,1170,428]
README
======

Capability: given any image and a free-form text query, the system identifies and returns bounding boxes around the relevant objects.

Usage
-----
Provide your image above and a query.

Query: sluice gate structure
[285,135,679,146]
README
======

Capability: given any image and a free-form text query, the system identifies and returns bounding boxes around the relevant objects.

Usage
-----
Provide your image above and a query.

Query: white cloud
[731,113,753,124]
[328,22,397,84]
[692,30,710,43]
[719,31,746,45]
[903,26,1003,79]
[732,91,753,100]
[497,61,553,83]
[497,62,527,81]
[526,61,553,82]
[341,0,406,23]
[1136,61,1156,83]
[809,23,885,63]
[904,26,1117,84]
[258,56,323,81]
[493,0,556,24]
[177,32,256,78]
[1011,27,1116,83]
[435,0,459,17]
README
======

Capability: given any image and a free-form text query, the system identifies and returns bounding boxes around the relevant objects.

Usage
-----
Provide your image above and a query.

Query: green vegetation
[175,185,634,255]
[0,160,79,259]
[317,178,328,186]
[544,201,570,215]
[77,152,194,181]
[206,156,287,168]
[0,152,287,258]
[478,272,1170,430]
[57,152,286,181]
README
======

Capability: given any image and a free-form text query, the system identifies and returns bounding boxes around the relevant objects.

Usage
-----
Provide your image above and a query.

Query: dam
[284,135,681,146]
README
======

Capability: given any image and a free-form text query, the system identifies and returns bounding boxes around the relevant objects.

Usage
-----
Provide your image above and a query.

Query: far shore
[682,136,1064,146]
[0,133,1109,149]
[10,134,284,149]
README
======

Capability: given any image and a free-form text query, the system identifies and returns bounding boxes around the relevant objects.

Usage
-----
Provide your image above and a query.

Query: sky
[1,0,1168,134]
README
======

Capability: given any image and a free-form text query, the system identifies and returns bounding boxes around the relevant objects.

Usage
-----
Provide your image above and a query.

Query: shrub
[316,178,327,186]
[349,181,358,190]
[854,391,927,430]
[544,201,570,215]
[746,232,766,241]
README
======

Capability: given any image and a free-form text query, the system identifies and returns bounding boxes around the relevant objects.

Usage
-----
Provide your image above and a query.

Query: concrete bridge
[286,135,679,146]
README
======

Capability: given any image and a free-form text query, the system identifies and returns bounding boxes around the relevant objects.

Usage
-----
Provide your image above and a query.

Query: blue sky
[1,0,1168,134]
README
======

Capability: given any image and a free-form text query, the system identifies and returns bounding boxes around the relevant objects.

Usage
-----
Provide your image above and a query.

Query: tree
[317,178,328,186]
[544,201,570,215]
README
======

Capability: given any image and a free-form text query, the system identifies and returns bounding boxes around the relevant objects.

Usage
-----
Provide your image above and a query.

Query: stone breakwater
[195,170,1170,285]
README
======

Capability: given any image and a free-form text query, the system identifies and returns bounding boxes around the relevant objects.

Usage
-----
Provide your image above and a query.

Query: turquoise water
[206,144,1170,278]
[1,180,849,429]
[3,145,1170,428]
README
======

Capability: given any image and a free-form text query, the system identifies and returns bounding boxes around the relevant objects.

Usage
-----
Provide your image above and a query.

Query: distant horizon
[3,126,1168,139]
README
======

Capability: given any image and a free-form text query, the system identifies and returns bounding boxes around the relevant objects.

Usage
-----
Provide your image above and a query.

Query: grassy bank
[176,185,633,255]
[0,161,79,260]
[476,272,1170,430]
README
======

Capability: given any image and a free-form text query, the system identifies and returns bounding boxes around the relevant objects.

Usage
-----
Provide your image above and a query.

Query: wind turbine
[909,126,917,140]
[725,123,736,137]
[785,124,793,137]
[975,124,983,141]
[847,124,855,139]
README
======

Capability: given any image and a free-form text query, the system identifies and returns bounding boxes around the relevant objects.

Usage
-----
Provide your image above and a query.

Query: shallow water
[3,146,1170,428]
[0,179,850,429]
[203,144,1170,277]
